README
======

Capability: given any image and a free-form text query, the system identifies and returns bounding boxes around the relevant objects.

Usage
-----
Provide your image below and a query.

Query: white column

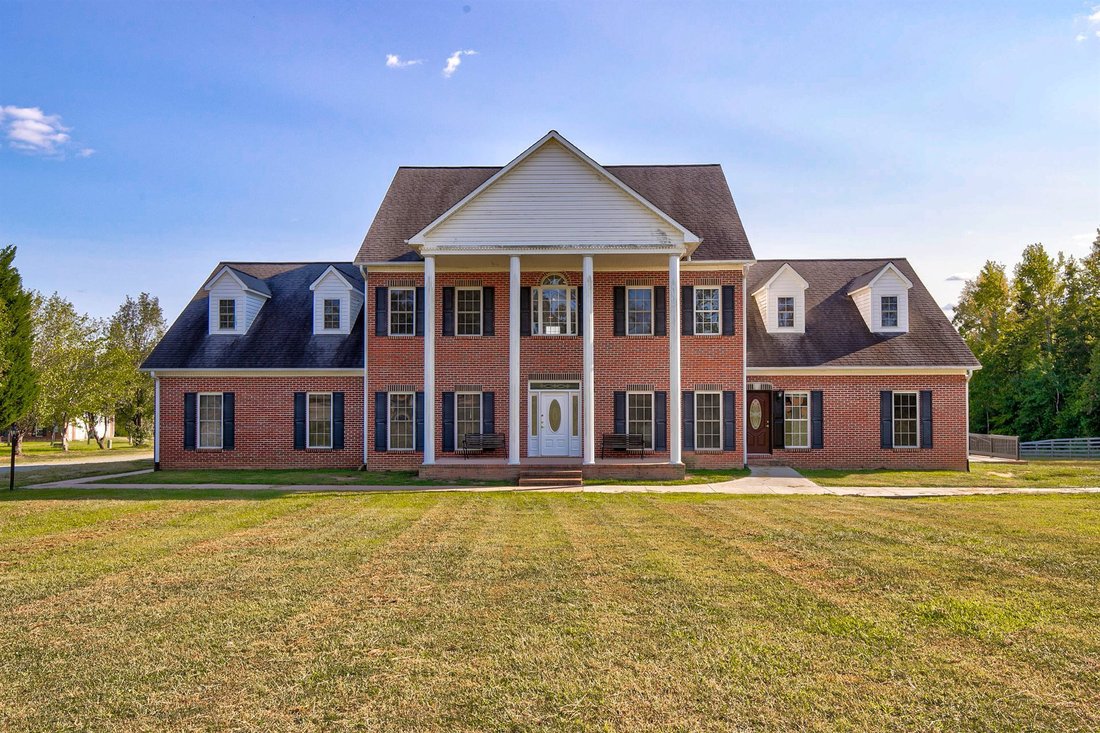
[668,254,683,465]
[582,255,595,465]
[362,267,370,468]
[423,256,436,465]
[153,374,160,470]
[508,256,521,465]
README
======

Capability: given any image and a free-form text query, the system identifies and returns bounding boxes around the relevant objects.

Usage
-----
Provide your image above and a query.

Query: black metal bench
[461,432,506,459]
[601,433,646,459]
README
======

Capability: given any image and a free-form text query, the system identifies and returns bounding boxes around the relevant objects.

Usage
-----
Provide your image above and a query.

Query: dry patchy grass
[803,460,1100,488]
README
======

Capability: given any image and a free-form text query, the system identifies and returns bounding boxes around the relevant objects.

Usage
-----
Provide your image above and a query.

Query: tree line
[954,230,1100,441]
[0,245,166,453]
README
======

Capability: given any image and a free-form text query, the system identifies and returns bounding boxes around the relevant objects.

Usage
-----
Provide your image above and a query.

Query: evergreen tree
[0,246,37,437]
[954,261,1014,433]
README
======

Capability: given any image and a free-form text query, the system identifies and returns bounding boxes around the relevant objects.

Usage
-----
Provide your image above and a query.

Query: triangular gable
[408,131,700,249]
[751,263,808,297]
[309,265,357,291]
[204,266,271,298]
[846,262,913,295]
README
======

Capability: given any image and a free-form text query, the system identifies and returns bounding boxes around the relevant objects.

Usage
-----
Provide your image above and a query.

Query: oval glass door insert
[548,399,562,432]
[749,399,762,430]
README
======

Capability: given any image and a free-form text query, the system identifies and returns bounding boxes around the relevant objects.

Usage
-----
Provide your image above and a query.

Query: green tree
[32,294,100,450]
[0,246,38,447]
[106,294,165,446]
[1076,230,1100,433]
[953,261,1013,433]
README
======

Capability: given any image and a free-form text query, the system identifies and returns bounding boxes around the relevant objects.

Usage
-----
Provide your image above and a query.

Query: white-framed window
[388,392,415,451]
[784,391,810,449]
[777,297,795,329]
[197,393,223,449]
[456,287,482,336]
[694,286,720,335]
[532,274,577,335]
[307,392,333,449]
[218,299,236,330]
[456,392,482,447]
[627,286,653,336]
[695,392,722,450]
[627,392,654,449]
[893,391,919,448]
[881,296,899,328]
[389,288,415,336]
[323,298,341,330]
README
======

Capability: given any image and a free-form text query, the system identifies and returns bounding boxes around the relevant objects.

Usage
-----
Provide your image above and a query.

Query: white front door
[538,391,571,457]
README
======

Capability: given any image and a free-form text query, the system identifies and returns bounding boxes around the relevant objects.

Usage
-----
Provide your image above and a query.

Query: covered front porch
[419,455,685,482]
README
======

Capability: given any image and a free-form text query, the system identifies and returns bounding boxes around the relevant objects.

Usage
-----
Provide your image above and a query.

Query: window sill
[385,334,418,338]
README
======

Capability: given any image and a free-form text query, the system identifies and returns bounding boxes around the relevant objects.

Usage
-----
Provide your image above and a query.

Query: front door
[538,391,571,457]
[747,390,771,454]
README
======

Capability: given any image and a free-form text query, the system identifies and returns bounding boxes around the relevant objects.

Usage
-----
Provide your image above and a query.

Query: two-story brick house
[143,131,980,479]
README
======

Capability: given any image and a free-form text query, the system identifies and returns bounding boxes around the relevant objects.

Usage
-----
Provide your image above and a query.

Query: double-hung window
[626,286,653,336]
[323,299,341,330]
[307,393,333,449]
[388,392,415,451]
[218,299,236,330]
[784,392,810,449]
[694,287,720,335]
[456,287,482,336]
[627,392,654,449]
[893,392,919,448]
[197,393,223,449]
[532,274,576,335]
[389,288,415,336]
[695,392,722,450]
[456,392,482,447]
[881,296,898,328]
[777,297,795,329]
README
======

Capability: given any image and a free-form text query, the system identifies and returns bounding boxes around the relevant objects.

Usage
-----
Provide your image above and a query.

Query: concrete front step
[518,470,584,488]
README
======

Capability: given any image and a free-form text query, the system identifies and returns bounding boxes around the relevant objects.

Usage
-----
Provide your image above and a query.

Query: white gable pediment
[412,132,698,251]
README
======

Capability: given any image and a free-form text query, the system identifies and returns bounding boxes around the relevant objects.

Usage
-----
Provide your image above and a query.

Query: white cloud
[385,54,422,69]
[1090,8,1100,23]
[1077,33,1088,41]
[0,105,90,157]
[945,273,971,282]
[78,147,95,158]
[442,49,477,78]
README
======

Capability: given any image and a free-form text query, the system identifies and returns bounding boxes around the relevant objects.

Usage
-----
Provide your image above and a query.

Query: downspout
[153,371,161,471]
[742,262,751,468]
[965,367,972,472]
[361,265,369,470]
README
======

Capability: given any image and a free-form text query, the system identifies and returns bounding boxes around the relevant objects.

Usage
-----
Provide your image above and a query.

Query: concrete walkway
[0,450,153,472]
[25,467,1100,497]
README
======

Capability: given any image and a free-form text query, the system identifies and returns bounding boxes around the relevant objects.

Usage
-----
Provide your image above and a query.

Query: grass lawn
[0,491,1096,731]
[9,439,151,463]
[803,460,1100,488]
[2,458,154,489]
[93,467,511,487]
[586,467,751,485]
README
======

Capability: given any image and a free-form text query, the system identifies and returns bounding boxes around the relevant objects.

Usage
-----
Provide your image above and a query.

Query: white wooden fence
[969,433,1020,460]
[1019,437,1100,460]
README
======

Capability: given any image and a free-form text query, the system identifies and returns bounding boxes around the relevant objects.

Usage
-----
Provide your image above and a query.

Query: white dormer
[847,263,913,333]
[309,266,363,335]
[752,263,809,334]
[204,266,271,335]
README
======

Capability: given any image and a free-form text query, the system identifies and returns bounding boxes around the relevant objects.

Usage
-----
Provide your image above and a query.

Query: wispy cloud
[945,273,971,282]
[0,105,91,158]
[442,49,477,78]
[1077,33,1089,42]
[385,54,422,69]
[1090,8,1100,23]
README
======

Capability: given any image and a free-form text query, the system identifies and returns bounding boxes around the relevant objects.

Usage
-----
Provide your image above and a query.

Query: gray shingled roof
[746,259,980,369]
[142,263,363,370]
[355,164,754,263]
[224,266,272,297]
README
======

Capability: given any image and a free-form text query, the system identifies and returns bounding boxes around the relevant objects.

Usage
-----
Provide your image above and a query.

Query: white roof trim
[846,262,914,295]
[203,266,271,299]
[309,265,357,291]
[750,262,809,297]
[406,130,701,247]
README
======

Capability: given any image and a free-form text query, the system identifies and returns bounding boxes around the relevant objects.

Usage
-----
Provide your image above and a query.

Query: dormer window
[752,263,808,334]
[777,297,795,329]
[323,299,341,330]
[218,299,236,330]
[847,262,912,334]
[310,265,363,335]
[881,296,898,328]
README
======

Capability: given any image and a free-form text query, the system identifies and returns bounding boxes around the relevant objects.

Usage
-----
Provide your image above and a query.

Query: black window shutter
[414,287,425,336]
[442,287,455,337]
[183,392,196,450]
[771,390,785,450]
[442,392,455,452]
[613,286,626,336]
[880,391,893,449]
[811,390,824,449]
[723,391,736,451]
[681,286,694,335]
[654,286,667,336]
[654,391,668,451]
[293,392,306,450]
[332,392,345,450]
[374,392,388,452]
[613,391,626,434]
[576,286,584,337]
[920,390,933,449]
[375,287,388,337]
[482,392,495,434]
[415,391,425,451]
[722,285,735,336]
[482,287,495,336]
[520,286,532,336]
[682,391,695,451]
[222,392,235,450]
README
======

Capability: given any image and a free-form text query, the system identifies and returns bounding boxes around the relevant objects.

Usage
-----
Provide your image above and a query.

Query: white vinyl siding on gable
[850,264,911,333]
[753,265,807,334]
[206,271,265,335]
[311,268,363,335]
[421,139,681,248]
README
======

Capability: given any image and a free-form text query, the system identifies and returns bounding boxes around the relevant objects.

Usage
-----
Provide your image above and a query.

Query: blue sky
[2,0,1098,322]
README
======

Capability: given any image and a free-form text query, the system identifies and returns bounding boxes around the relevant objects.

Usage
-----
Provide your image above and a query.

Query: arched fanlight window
[533,273,577,335]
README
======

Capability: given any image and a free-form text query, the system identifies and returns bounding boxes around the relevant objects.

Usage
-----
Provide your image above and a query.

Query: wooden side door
[747,391,772,454]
